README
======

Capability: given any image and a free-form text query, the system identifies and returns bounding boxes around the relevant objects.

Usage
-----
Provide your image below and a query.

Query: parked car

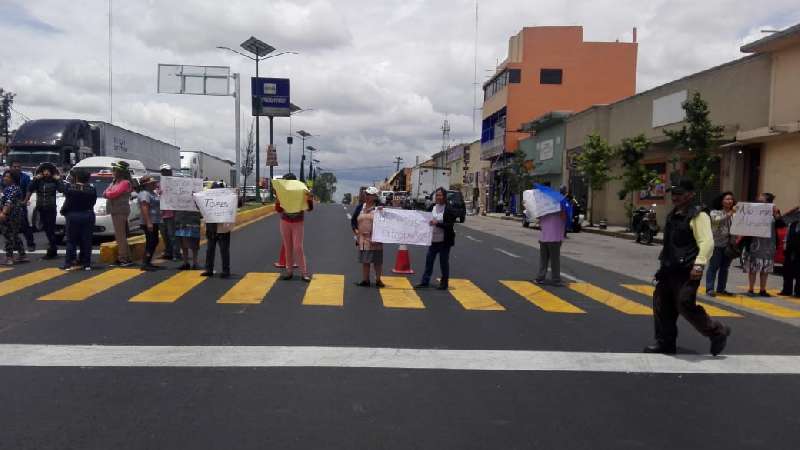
[446,190,467,223]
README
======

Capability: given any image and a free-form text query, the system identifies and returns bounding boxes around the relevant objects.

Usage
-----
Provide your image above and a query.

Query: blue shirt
[18,172,31,195]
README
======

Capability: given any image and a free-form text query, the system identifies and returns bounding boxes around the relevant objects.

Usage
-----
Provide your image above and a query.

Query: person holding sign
[353,187,384,287]
[645,179,731,356]
[175,209,203,270]
[201,182,233,278]
[416,187,456,290]
[705,191,736,296]
[137,176,162,271]
[742,193,781,297]
[273,174,313,282]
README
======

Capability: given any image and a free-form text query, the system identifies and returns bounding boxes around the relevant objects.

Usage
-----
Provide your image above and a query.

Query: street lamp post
[296,130,312,181]
[303,145,316,182]
[217,37,296,200]
[288,109,313,174]
[307,147,317,181]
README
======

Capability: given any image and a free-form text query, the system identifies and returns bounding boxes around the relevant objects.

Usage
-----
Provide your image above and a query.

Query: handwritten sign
[730,202,774,238]
[160,176,204,211]
[523,189,561,219]
[372,209,433,246]
[193,188,237,223]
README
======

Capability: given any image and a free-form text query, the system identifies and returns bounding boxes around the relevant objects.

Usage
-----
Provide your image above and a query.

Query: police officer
[644,179,731,356]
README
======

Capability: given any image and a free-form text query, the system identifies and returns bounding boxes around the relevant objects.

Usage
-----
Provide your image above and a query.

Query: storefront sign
[538,139,554,161]
[160,176,204,211]
[372,209,433,246]
[193,188,237,223]
[730,202,775,238]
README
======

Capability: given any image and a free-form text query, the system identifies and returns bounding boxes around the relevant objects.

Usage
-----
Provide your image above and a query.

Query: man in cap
[157,164,178,261]
[645,179,731,356]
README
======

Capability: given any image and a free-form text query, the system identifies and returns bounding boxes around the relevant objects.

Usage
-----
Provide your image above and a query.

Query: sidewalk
[483,212,664,243]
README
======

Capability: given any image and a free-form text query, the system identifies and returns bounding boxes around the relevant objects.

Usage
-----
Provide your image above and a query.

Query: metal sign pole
[269,115,274,201]
[233,73,240,187]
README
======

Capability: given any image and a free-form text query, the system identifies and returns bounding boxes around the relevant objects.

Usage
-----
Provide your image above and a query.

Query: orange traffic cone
[392,244,415,274]
[274,244,299,268]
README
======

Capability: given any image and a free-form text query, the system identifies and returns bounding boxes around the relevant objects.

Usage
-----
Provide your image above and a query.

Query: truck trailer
[7,119,180,173]
[179,150,234,185]
[410,165,450,209]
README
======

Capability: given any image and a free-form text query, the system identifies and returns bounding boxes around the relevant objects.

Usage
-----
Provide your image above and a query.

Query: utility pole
[394,156,403,173]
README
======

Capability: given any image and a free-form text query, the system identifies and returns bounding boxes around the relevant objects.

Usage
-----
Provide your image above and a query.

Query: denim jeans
[421,242,451,285]
[705,246,732,292]
[65,211,95,267]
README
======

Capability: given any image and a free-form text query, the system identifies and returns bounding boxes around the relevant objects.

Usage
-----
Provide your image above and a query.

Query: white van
[72,157,148,177]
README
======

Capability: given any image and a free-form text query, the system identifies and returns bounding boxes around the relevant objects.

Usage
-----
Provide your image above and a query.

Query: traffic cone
[392,244,415,274]
[274,244,299,268]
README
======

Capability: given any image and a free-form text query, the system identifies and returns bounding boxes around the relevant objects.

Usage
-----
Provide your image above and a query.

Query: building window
[540,68,563,85]
[508,69,521,83]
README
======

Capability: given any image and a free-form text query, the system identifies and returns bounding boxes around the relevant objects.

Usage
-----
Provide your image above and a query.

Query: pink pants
[280,219,307,275]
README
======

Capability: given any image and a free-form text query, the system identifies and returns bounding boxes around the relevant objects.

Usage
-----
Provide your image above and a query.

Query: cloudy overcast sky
[2,0,799,198]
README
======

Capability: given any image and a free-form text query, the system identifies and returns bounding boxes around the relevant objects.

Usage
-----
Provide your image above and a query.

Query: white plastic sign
[730,203,774,238]
[160,176,204,211]
[523,189,561,218]
[194,188,237,223]
[372,209,434,246]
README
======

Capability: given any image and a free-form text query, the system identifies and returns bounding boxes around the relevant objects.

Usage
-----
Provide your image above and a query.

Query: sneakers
[117,260,134,268]
[710,326,732,356]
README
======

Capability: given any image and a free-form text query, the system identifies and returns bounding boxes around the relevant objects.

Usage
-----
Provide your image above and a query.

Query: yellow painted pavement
[568,282,652,315]
[130,271,206,303]
[501,280,584,313]
[448,279,505,311]
[621,284,742,318]
[736,286,800,307]
[379,276,425,309]
[302,274,345,306]
[39,269,143,301]
[218,273,279,304]
[0,268,65,297]
[714,292,800,318]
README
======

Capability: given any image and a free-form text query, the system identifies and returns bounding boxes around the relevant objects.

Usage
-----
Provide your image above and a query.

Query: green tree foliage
[574,133,615,223]
[312,172,337,203]
[506,148,534,200]
[617,134,660,225]
[664,92,724,194]
[0,88,16,140]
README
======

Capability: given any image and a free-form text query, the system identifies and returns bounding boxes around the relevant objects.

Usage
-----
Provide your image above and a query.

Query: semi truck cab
[7,119,94,171]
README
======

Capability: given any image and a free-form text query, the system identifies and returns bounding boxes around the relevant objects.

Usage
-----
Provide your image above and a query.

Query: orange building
[480,25,638,211]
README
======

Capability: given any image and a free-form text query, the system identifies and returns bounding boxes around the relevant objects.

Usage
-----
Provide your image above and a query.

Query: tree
[664,91,724,196]
[0,88,16,142]
[240,120,255,203]
[312,172,337,203]
[617,134,660,228]
[504,148,534,213]
[574,133,615,224]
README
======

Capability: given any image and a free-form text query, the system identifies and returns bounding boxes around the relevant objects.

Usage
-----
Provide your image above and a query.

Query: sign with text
[523,189,561,219]
[160,176,204,211]
[193,188,237,223]
[730,203,774,238]
[372,209,433,246]
[251,77,291,117]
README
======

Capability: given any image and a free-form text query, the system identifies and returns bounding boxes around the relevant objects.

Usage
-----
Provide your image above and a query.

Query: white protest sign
[160,176,204,211]
[730,202,774,238]
[372,209,433,246]
[523,190,536,220]
[523,188,562,218]
[193,188,237,223]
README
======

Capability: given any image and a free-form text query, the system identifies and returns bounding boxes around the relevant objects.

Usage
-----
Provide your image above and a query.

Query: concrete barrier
[100,204,275,264]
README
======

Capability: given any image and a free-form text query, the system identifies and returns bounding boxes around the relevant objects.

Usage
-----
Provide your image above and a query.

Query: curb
[100,204,276,264]
[581,226,664,244]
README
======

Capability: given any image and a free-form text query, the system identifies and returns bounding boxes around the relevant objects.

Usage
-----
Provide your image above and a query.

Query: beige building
[565,24,800,226]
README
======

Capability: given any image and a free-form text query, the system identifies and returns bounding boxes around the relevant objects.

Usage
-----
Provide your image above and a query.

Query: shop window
[540,69,563,85]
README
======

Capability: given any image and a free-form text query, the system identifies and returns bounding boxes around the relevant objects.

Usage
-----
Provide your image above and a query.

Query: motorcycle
[632,204,659,245]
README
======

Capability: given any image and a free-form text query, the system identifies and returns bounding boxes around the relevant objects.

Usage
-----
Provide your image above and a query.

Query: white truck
[410,165,450,209]
[180,150,234,185]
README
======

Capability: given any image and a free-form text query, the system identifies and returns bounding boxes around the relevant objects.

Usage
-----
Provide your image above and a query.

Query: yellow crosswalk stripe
[39,269,143,301]
[501,280,584,313]
[379,276,425,309]
[218,273,279,304]
[621,284,742,318]
[302,274,345,306]
[0,267,11,273]
[448,279,505,311]
[129,271,206,303]
[714,292,800,318]
[568,282,652,315]
[736,286,800,306]
[0,268,65,297]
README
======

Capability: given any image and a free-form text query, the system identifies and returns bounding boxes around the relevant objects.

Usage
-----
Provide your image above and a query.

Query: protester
[201,182,233,278]
[158,164,179,261]
[274,173,313,282]
[137,176,162,271]
[416,187,456,290]
[353,186,384,287]
[743,193,780,297]
[25,163,65,259]
[60,169,97,271]
[175,208,202,270]
[705,191,736,296]
[535,188,567,286]
[9,160,35,252]
[103,161,133,267]
[645,179,731,356]
[782,217,800,297]
[0,170,28,264]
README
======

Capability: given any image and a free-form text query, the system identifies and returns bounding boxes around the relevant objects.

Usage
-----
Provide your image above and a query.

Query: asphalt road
[1,203,799,449]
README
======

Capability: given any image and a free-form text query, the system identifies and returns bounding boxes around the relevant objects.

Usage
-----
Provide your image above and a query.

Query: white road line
[0,345,798,374]
[466,235,483,243]
[28,249,102,255]
[495,248,521,258]
[561,272,583,282]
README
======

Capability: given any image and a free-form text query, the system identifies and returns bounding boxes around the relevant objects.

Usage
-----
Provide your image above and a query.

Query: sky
[2,0,799,199]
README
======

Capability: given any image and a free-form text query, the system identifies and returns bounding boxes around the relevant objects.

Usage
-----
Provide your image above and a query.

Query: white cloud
[3,0,800,199]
